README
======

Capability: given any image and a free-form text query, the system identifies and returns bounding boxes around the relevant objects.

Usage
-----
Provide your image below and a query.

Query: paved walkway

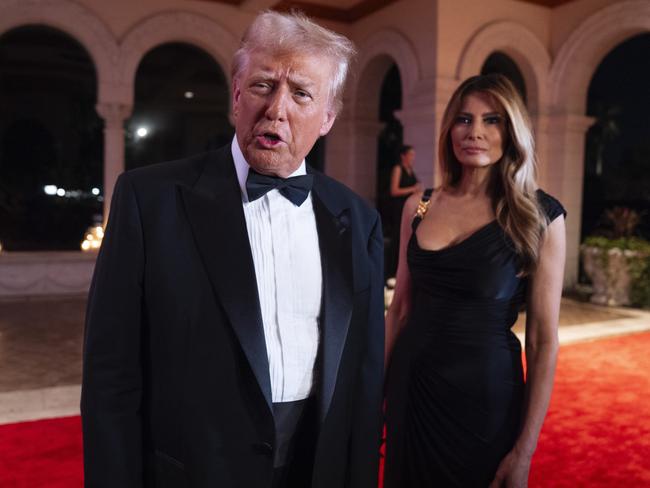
[513,297,650,344]
[0,295,648,424]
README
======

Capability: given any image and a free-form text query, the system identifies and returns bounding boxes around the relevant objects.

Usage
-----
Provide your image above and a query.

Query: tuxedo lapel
[311,175,353,423]
[179,149,272,411]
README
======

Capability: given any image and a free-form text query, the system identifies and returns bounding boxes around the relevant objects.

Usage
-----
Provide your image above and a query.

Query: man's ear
[319,109,337,137]
[232,79,241,118]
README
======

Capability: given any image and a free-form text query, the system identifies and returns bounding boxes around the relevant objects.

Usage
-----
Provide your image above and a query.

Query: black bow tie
[246,169,314,206]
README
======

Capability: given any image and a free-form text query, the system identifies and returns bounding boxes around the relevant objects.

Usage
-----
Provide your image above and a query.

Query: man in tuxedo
[81,10,384,488]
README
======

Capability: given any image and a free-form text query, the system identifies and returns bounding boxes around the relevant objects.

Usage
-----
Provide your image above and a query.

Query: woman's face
[401,149,415,166]
[450,92,507,169]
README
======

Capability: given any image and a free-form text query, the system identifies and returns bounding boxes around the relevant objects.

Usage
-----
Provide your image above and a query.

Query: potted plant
[581,207,650,307]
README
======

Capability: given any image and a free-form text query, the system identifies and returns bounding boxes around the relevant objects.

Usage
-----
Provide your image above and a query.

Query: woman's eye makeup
[454,114,504,125]
[484,115,503,124]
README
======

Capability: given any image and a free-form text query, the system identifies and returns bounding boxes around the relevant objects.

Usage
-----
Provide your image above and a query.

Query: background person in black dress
[384,74,566,487]
[387,145,420,276]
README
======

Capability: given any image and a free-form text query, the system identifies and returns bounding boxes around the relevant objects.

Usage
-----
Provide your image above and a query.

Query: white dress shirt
[231,137,322,403]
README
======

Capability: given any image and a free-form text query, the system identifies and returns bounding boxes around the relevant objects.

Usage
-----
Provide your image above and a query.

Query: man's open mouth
[257,132,283,147]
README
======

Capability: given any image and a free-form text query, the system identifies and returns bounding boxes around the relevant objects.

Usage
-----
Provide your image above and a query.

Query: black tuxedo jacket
[81,146,384,487]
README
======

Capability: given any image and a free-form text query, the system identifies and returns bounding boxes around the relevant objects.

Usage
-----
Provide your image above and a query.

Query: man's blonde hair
[232,10,356,114]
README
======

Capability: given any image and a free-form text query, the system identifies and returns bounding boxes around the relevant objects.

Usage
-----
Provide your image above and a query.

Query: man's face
[233,50,337,178]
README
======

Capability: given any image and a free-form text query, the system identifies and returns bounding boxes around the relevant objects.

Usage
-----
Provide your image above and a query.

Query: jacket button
[252,442,273,456]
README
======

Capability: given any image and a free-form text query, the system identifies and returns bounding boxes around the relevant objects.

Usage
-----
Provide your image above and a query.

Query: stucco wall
[78,0,249,41]
[550,0,626,56]
[437,0,550,78]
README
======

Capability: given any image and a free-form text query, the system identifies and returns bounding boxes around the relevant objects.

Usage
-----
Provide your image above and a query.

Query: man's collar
[230,135,306,203]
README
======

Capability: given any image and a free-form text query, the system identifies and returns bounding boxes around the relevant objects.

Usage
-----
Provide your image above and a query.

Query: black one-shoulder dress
[384,189,565,487]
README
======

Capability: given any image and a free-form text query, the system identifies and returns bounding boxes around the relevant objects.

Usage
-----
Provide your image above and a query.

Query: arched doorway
[377,64,403,207]
[547,0,650,286]
[377,64,403,277]
[480,51,527,105]
[0,25,102,251]
[582,34,650,246]
[350,53,405,276]
[126,42,232,170]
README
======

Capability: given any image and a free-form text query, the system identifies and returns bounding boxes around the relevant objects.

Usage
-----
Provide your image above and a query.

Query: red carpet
[2,332,650,487]
[0,415,82,487]
[529,331,650,487]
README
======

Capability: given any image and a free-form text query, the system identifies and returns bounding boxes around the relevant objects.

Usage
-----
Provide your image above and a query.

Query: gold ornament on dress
[415,198,431,219]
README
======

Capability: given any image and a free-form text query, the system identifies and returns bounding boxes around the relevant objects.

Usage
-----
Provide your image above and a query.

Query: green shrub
[630,256,650,308]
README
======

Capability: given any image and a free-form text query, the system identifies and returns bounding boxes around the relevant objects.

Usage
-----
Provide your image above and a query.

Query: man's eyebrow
[249,68,275,79]
[246,67,319,91]
[287,73,317,88]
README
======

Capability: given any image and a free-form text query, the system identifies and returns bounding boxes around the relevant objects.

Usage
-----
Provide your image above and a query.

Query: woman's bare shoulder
[404,190,424,213]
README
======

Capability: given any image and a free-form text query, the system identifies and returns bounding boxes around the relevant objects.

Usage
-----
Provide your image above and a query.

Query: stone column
[324,111,355,188]
[324,108,383,205]
[352,118,384,204]
[96,102,132,224]
[538,112,595,288]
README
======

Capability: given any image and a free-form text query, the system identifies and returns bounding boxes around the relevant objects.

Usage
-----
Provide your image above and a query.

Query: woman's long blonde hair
[438,74,547,274]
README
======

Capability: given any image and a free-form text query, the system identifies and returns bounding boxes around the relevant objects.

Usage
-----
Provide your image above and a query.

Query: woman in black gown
[384,74,566,487]
[388,145,421,276]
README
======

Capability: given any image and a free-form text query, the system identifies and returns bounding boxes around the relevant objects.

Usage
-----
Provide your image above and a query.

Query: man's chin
[244,148,299,177]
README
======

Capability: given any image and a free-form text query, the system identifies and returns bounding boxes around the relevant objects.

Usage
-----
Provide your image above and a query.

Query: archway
[351,54,400,204]
[581,34,650,248]
[377,64,403,277]
[126,42,231,169]
[0,0,120,103]
[324,29,419,199]
[480,51,527,105]
[0,25,102,250]
[548,0,650,286]
[119,12,239,109]
[377,64,404,206]
[457,21,549,116]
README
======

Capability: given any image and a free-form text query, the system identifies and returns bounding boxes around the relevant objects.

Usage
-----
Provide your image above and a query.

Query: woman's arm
[489,215,566,487]
[385,191,422,366]
[389,165,420,197]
